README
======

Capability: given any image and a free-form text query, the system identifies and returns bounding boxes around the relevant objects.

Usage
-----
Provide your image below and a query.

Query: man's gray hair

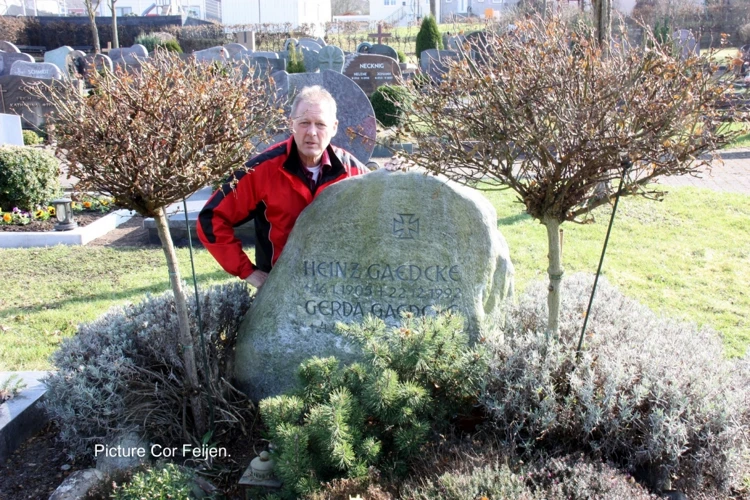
[290,85,338,119]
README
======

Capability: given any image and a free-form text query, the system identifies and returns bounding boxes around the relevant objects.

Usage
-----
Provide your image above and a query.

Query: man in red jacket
[197,85,367,289]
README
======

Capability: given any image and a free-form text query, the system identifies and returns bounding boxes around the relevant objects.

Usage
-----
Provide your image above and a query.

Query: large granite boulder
[234,170,515,401]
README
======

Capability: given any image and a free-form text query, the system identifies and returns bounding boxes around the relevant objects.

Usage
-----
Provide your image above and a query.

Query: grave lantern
[51,198,77,231]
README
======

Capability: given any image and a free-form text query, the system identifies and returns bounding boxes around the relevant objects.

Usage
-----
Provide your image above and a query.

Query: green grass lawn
[1,185,748,371]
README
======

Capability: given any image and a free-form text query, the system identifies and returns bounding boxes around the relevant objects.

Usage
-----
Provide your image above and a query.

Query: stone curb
[0,209,135,248]
[0,371,50,462]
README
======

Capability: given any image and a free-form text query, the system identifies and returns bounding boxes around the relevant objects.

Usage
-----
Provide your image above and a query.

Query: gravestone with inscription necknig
[343,53,402,96]
[234,169,515,401]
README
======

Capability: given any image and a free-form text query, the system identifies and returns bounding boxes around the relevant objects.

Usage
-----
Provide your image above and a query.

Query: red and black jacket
[197,136,367,279]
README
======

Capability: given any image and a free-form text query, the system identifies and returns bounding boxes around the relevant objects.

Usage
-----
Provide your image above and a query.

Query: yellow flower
[2,213,11,223]
[35,210,44,218]
[83,201,92,209]
[48,207,55,216]
[100,200,109,206]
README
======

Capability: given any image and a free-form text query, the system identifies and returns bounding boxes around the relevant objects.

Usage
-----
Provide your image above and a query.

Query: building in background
[368,0,434,26]
[1,0,220,21]
[221,0,331,31]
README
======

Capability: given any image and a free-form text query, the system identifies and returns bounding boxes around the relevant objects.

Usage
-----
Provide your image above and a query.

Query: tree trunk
[88,12,101,53]
[593,0,612,51]
[111,1,119,49]
[153,208,207,438]
[544,216,563,337]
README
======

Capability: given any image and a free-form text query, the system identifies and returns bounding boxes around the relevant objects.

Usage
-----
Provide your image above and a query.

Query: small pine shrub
[483,273,750,493]
[259,312,489,497]
[111,464,196,500]
[158,38,183,53]
[415,16,442,62]
[370,85,411,128]
[43,282,253,457]
[0,146,60,212]
[287,46,306,73]
[134,31,177,53]
[396,50,406,63]
[22,130,43,146]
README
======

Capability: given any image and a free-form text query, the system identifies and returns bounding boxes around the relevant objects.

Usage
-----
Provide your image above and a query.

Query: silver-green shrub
[400,455,655,499]
[483,273,750,493]
[44,282,252,456]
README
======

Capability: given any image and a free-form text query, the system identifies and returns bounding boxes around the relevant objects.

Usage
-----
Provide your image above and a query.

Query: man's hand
[245,270,269,289]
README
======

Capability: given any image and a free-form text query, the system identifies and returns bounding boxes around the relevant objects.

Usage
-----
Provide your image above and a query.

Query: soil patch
[0,212,109,233]
[0,423,93,500]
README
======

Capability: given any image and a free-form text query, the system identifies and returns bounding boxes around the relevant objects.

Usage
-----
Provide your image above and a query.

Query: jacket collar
[282,135,346,183]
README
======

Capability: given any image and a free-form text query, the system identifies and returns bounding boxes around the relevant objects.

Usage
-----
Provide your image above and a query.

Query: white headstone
[10,61,65,81]
[0,41,20,53]
[44,45,75,78]
[0,113,24,146]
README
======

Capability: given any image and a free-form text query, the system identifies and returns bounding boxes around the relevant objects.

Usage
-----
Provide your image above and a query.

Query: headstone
[44,45,74,78]
[236,31,256,51]
[224,43,248,59]
[672,29,700,60]
[0,113,23,146]
[193,46,229,62]
[343,53,402,96]
[283,38,298,52]
[443,34,464,51]
[252,51,280,59]
[463,30,491,62]
[299,46,320,72]
[109,44,148,62]
[69,50,87,77]
[10,61,64,81]
[0,41,20,53]
[298,38,323,52]
[420,49,461,84]
[318,45,345,73]
[368,43,398,62]
[0,52,34,77]
[241,55,286,78]
[234,169,515,401]
[356,42,372,53]
[271,69,376,163]
[0,75,60,129]
[80,53,113,79]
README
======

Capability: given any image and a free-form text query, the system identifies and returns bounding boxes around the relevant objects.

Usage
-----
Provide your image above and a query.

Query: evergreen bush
[483,273,750,493]
[397,50,407,63]
[287,45,306,73]
[43,282,253,457]
[134,32,182,54]
[259,312,488,497]
[370,85,411,128]
[415,16,442,62]
[111,464,196,500]
[22,130,43,146]
[0,146,60,212]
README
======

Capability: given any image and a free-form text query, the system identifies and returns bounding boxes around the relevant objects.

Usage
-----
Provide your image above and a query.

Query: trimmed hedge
[0,146,60,212]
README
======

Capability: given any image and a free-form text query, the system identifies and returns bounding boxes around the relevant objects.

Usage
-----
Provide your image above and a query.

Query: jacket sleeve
[197,167,264,280]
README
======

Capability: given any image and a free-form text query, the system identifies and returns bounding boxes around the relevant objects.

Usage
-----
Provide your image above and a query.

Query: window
[385,0,396,5]
[492,0,502,3]
[115,6,132,15]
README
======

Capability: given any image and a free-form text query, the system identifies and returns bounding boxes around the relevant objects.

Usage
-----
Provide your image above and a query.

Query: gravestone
[236,31,256,51]
[44,45,74,78]
[240,55,285,78]
[283,38,298,52]
[672,29,700,60]
[224,43,248,59]
[109,44,148,61]
[368,43,398,62]
[356,42,372,53]
[343,53,402,96]
[0,113,23,146]
[0,75,59,129]
[193,46,229,62]
[271,69,376,162]
[299,46,320,72]
[80,53,113,80]
[234,169,515,401]
[0,41,20,53]
[420,49,461,84]
[0,52,34,77]
[252,51,280,59]
[318,45,345,73]
[69,50,87,77]
[298,38,323,52]
[443,34,464,51]
[10,61,64,81]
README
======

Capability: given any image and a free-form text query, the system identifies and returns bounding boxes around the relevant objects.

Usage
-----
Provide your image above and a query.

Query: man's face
[290,100,338,165]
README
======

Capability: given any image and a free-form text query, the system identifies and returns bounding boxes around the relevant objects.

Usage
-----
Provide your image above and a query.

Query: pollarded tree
[37,51,285,437]
[397,17,739,335]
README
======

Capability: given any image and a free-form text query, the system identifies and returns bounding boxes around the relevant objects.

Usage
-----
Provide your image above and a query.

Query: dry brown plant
[36,51,285,438]
[397,16,740,335]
